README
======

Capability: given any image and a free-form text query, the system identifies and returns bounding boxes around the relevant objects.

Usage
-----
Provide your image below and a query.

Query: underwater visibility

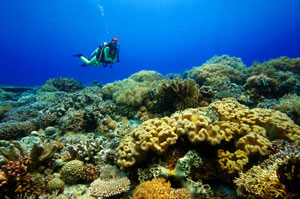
[1,0,300,199]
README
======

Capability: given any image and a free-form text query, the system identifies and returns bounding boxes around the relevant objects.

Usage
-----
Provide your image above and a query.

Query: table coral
[89,176,130,198]
[88,164,130,198]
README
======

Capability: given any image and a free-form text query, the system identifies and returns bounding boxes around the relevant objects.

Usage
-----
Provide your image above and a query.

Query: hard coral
[46,178,65,194]
[0,156,32,197]
[89,176,130,198]
[40,77,84,92]
[205,55,247,71]
[60,160,84,184]
[80,163,100,182]
[187,63,245,86]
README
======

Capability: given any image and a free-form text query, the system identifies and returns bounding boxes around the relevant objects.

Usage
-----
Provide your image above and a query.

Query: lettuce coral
[133,178,191,199]
[217,149,248,174]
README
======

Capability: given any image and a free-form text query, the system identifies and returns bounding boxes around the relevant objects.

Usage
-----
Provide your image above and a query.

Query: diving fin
[72,53,83,57]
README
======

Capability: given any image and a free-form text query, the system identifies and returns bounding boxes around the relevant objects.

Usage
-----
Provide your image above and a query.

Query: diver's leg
[79,56,97,65]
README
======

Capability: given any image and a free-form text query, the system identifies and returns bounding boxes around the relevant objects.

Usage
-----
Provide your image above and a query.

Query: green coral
[138,150,212,198]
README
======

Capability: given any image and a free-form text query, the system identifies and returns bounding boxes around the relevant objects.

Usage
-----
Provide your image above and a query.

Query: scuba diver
[73,38,120,68]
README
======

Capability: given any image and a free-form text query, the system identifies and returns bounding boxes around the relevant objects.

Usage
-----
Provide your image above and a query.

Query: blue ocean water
[1,0,300,86]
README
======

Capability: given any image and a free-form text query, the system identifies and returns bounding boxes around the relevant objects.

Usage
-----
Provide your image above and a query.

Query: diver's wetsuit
[79,42,119,66]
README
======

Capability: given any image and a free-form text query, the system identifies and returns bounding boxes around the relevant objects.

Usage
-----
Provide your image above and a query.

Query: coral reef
[276,94,300,125]
[234,162,287,199]
[1,55,300,198]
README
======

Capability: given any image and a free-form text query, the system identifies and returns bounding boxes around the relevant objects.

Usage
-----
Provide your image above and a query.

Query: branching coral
[234,162,287,198]
[62,132,119,165]
[79,163,100,182]
[0,156,33,197]
[0,140,58,172]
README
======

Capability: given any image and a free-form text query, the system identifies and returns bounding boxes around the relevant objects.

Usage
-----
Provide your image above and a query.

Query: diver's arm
[90,48,99,58]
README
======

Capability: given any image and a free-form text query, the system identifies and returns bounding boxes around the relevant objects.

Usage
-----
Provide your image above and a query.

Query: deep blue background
[1,0,300,86]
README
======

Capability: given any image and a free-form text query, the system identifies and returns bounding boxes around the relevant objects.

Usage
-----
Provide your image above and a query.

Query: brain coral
[46,178,65,193]
[60,160,84,184]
